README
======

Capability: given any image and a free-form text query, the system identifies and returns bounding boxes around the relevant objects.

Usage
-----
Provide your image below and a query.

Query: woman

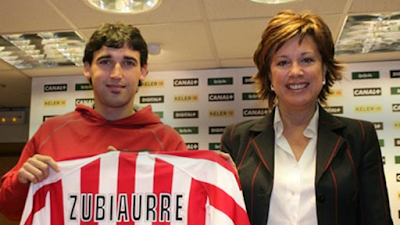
[220,10,393,225]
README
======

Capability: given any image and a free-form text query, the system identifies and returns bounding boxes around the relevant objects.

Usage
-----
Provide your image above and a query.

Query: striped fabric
[20,150,250,225]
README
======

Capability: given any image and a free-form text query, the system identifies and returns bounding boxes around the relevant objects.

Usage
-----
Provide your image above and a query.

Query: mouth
[287,83,308,90]
[106,84,125,92]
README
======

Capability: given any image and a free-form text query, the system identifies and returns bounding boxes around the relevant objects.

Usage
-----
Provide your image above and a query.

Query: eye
[123,60,137,67]
[301,57,315,64]
[277,60,289,67]
[98,59,112,65]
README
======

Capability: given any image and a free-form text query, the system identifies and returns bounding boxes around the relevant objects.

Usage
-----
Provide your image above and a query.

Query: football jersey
[20,150,250,225]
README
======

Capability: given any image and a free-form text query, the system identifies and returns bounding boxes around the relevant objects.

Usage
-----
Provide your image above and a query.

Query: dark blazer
[221,106,393,225]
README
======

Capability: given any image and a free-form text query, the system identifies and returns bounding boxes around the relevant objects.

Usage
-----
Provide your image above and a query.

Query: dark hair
[83,22,148,67]
[253,10,343,109]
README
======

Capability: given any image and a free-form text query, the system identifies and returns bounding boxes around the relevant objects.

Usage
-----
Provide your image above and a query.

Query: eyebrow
[96,54,139,63]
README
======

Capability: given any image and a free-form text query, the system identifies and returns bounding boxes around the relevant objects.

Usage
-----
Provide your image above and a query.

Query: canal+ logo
[173,78,199,87]
[44,84,67,92]
[353,88,381,96]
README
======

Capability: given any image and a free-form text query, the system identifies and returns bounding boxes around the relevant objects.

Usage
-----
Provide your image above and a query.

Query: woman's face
[269,34,326,110]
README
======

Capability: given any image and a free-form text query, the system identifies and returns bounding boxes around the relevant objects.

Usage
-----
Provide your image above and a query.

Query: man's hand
[17,155,60,184]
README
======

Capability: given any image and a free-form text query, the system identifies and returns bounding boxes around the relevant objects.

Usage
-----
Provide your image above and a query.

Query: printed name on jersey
[68,193,184,222]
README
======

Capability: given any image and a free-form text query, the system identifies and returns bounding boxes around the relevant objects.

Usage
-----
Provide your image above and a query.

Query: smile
[287,83,308,90]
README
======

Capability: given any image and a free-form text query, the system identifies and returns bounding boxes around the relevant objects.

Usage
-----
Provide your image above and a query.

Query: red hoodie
[0,104,187,221]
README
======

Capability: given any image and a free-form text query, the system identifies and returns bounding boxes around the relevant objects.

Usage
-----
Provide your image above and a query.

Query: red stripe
[116,152,138,224]
[23,180,64,225]
[152,158,174,224]
[50,180,65,224]
[80,158,101,224]
[187,179,206,224]
[203,181,250,224]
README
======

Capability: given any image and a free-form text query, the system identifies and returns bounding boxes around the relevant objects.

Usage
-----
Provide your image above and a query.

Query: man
[0,22,187,221]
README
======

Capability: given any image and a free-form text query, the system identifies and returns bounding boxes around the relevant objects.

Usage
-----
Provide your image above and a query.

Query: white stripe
[170,165,191,225]
[97,152,119,225]
[63,159,81,225]
[209,205,235,225]
[134,152,155,225]
[152,153,246,211]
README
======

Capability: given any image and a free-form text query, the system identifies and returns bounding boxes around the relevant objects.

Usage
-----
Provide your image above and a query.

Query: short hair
[253,10,343,109]
[83,22,148,67]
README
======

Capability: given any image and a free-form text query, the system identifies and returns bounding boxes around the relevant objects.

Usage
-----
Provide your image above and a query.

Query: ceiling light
[85,0,162,14]
[336,13,400,55]
[0,31,85,69]
[250,0,301,4]
[148,43,161,55]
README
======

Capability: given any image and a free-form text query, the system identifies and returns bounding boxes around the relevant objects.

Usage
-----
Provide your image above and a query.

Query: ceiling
[0,0,399,108]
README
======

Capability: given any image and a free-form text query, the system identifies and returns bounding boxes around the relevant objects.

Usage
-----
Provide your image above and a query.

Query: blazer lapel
[315,106,346,183]
[250,110,276,176]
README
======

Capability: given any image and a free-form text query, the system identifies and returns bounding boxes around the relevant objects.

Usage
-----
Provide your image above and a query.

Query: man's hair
[253,10,344,109]
[82,22,148,67]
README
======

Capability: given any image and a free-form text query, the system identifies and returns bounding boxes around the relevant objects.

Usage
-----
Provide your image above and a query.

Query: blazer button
[317,195,325,203]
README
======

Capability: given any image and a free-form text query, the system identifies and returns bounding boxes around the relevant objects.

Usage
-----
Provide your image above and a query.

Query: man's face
[84,44,148,111]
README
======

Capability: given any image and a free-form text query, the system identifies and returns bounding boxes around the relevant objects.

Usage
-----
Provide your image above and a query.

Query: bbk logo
[209,143,221,151]
[75,83,92,91]
[186,143,199,150]
[44,84,67,92]
[75,98,95,107]
[324,106,343,114]
[173,78,199,87]
[353,88,381,96]
[393,104,400,112]
[352,71,379,80]
[242,76,254,84]
[209,126,225,135]
[174,127,199,135]
[208,93,234,101]
[140,96,164,104]
[173,111,199,119]
[242,92,259,101]
[208,77,233,86]
[243,108,268,117]
[373,122,384,130]
[391,87,400,95]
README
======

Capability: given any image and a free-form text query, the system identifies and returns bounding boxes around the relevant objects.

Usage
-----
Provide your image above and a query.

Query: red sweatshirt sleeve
[0,139,36,221]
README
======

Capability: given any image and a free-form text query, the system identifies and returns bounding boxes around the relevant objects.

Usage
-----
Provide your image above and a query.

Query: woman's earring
[322,79,326,85]
[270,84,274,91]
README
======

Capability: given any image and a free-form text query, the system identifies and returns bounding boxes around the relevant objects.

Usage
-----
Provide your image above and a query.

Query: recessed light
[85,0,162,14]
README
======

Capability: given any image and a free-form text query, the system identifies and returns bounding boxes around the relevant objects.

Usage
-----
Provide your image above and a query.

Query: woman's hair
[83,22,148,67]
[253,10,343,109]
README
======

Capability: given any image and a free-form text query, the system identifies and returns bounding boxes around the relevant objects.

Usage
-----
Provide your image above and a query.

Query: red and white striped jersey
[20,150,250,225]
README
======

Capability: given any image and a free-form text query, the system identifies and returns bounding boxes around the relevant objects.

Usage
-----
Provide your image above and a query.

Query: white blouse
[267,105,319,225]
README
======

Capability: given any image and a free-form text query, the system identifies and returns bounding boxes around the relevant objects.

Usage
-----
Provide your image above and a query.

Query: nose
[110,63,123,79]
[288,62,303,77]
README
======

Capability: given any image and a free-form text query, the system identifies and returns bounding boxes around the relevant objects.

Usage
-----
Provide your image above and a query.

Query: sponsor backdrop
[30,60,400,222]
